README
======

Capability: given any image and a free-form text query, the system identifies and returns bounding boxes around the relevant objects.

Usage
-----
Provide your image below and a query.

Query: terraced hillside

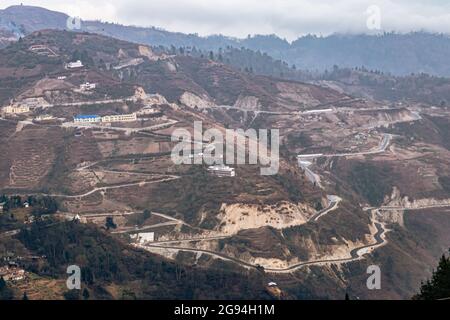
[0,30,449,300]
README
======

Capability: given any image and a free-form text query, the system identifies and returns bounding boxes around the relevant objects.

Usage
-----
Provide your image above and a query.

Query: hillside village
[0,29,449,300]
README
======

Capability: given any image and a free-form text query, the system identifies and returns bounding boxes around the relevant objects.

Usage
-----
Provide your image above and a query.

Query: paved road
[148,236,228,245]
[363,203,450,212]
[6,175,180,199]
[48,97,136,108]
[299,161,322,188]
[62,119,178,134]
[298,134,392,160]
[310,196,342,222]
[141,217,388,274]
[325,134,391,157]
[112,221,180,234]
[142,222,387,273]
[297,134,392,190]
[212,105,336,116]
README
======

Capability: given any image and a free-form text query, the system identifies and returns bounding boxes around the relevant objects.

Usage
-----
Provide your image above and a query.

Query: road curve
[5,175,180,199]
[141,220,387,274]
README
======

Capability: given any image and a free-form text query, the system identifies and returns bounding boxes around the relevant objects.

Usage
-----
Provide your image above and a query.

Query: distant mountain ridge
[1,5,450,76]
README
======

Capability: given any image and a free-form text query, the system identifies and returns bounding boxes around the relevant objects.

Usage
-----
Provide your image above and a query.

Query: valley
[0,28,449,300]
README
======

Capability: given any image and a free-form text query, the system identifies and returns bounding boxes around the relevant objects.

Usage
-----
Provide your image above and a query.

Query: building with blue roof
[73,115,101,123]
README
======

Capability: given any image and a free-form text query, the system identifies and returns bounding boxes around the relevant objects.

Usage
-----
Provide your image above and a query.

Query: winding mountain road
[141,219,387,274]
[6,175,180,199]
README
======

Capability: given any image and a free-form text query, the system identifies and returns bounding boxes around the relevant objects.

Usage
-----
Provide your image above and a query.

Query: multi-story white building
[73,115,101,123]
[207,165,236,177]
[101,113,137,123]
[3,105,30,114]
[66,60,84,69]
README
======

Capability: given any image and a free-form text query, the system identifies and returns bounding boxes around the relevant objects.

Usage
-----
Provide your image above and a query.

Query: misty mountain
[1,5,450,77]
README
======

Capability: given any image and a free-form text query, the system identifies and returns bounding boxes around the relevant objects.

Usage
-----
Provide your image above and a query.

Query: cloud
[1,0,450,40]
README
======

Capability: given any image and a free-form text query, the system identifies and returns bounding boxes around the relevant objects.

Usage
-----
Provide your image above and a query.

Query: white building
[101,113,137,123]
[303,108,334,114]
[35,114,54,121]
[3,105,30,114]
[131,232,155,244]
[207,165,236,177]
[66,60,84,69]
[57,76,67,80]
[73,115,101,123]
[80,82,96,91]
[137,106,159,115]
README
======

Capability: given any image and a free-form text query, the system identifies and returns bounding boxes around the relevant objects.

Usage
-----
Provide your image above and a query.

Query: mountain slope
[1,5,450,76]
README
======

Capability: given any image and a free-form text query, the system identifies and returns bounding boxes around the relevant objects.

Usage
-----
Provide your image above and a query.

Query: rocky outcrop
[233,95,261,111]
[180,92,215,109]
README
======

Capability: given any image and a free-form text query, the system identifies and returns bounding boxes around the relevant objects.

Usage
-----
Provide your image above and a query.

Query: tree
[414,250,450,300]
[105,217,117,230]
[143,210,151,220]
[82,288,90,300]
[22,292,29,300]
[64,290,81,300]
[0,277,6,290]
[0,277,14,300]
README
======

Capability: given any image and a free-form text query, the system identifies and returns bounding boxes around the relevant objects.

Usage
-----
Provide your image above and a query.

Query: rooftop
[74,115,100,119]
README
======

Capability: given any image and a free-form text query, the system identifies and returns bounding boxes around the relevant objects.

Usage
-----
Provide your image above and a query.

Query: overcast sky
[2,0,450,40]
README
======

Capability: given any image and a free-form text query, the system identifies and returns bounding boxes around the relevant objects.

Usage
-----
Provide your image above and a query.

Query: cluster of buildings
[79,82,96,91]
[2,97,50,115]
[0,266,26,282]
[2,104,30,114]
[73,113,138,124]
[207,165,236,177]
[28,45,58,57]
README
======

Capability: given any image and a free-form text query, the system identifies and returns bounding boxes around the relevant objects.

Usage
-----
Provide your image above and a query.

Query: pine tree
[414,250,450,300]
[0,276,13,300]
[82,288,90,300]
[0,276,6,290]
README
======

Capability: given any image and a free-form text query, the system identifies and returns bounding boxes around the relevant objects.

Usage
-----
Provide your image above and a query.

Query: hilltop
[1,5,450,76]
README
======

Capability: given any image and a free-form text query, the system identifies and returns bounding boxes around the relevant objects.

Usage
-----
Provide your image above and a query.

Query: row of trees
[16,219,269,300]
[0,194,58,216]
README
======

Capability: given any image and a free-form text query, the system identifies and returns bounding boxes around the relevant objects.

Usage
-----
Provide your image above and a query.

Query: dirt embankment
[215,201,315,235]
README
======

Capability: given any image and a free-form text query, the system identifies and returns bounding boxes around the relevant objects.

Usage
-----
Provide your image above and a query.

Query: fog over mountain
[1,4,450,76]
[1,0,450,39]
